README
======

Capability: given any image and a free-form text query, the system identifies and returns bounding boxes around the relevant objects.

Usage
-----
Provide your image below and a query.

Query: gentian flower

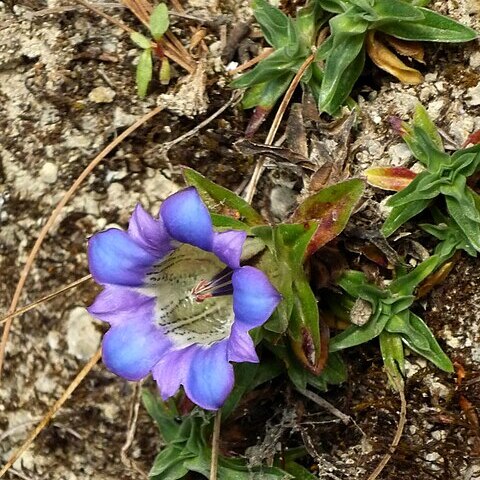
[87,187,280,410]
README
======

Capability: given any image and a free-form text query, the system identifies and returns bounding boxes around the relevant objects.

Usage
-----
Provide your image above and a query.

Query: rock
[388,143,413,166]
[269,186,297,220]
[470,51,480,69]
[466,82,480,107]
[39,162,58,184]
[66,307,101,361]
[88,86,116,104]
[35,373,57,394]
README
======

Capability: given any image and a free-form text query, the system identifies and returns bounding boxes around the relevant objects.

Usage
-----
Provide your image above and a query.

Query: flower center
[142,244,235,348]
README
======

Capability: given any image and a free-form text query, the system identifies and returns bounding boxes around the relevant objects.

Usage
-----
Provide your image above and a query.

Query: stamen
[192,268,234,302]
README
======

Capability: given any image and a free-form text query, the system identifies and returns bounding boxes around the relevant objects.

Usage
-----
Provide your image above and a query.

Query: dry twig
[243,53,315,203]
[0,275,92,326]
[366,387,407,480]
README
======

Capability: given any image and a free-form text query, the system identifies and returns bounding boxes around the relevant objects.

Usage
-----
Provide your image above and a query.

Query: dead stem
[0,104,165,383]
[210,409,222,480]
[0,348,102,478]
[243,53,315,203]
[366,386,407,480]
[228,48,274,75]
[297,387,351,425]
[0,275,93,326]
[121,381,148,479]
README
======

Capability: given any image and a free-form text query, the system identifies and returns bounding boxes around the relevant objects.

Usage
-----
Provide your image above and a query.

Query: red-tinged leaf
[291,179,365,258]
[245,106,271,138]
[366,166,417,191]
[463,129,480,148]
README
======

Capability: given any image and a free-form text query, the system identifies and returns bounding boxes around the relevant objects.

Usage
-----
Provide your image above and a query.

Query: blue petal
[102,309,171,381]
[227,323,259,363]
[185,341,234,410]
[88,229,157,286]
[160,187,214,251]
[88,285,154,325]
[232,266,281,328]
[128,204,175,258]
[212,230,247,269]
[151,345,196,400]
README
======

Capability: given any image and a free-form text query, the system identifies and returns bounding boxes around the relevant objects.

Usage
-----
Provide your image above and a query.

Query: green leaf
[136,48,153,97]
[242,73,294,110]
[183,167,265,226]
[149,446,194,477]
[231,48,303,89]
[351,0,424,24]
[142,390,179,443]
[389,255,441,295]
[210,213,250,230]
[150,3,169,40]
[329,310,390,352]
[379,331,405,390]
[381,197,432,237]
[289,275,322,373]
[445,193,480,252]
[252,0,298,49]
[379,8,478,42]
[292,179,365,257]
[316,0,347,14]
[131,31,152,49]
[396,313,454,372]
[411,104,444,152]
[319,11,368,114]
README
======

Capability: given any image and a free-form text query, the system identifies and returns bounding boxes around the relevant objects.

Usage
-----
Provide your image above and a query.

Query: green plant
[231,0,477,116]
[366,105,480,253]
[329,254,454,387]
[130,3,170,97]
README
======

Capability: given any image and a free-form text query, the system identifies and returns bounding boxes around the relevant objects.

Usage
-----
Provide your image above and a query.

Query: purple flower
[87,187,281,410]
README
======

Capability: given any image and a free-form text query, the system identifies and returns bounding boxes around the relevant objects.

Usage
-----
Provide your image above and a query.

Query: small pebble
[88,86,116,104]
[39,162,58,184]
[67,307,101,361]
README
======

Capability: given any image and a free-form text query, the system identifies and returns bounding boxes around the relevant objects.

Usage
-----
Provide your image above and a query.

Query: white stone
[470,51,480,69]
[66,307,101,361]
[388,143,413,166]
[88,86,116,104]
[47,330,60,350]
[466,82,480,107]
[35,373,57,394]
[39,162,58,184]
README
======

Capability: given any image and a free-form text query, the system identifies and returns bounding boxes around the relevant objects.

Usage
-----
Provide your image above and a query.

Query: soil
[1,0,479,479]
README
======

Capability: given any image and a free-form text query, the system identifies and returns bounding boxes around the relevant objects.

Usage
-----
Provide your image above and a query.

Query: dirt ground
[1,0,480,479]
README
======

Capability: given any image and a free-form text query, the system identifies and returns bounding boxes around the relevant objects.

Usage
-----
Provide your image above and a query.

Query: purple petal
[227,322,259,363]
[184,341,234,410]
[88,229,156,286]
[151,346,196,400]
[87,285,154,325]
[212,230,247,269]
[102,311,171,381]
[128,204,175,258]
[160,187,214,251]
[232,266,281,328]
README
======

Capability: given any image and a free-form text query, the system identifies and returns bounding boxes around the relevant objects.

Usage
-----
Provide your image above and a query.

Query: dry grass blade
[75,0,135,34]
[0,348,102,478]
[0,104,165,383]
[228,48,274,75]
[243,53,315,203]
[0,275,92,326]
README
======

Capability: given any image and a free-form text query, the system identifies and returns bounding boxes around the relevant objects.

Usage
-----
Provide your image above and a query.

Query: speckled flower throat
[144,244,235,348]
